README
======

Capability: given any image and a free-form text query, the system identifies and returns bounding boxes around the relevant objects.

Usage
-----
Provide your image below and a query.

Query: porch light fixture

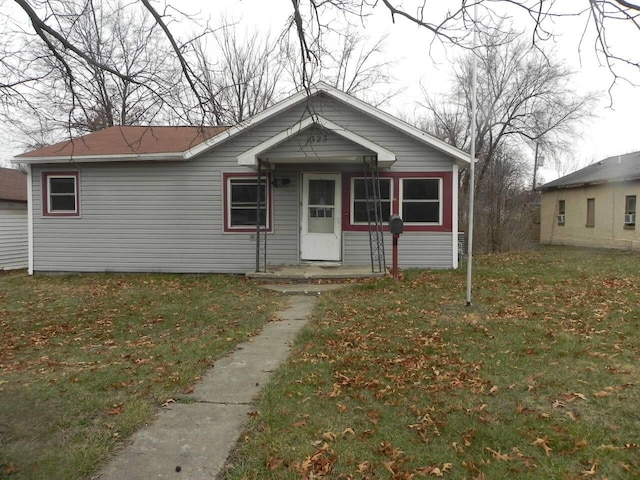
[272,178,291,188]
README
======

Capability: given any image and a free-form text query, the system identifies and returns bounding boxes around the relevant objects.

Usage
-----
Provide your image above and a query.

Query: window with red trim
[344,172,450,232]
[224,174,272,232]
[351,177,392,224]
[400,178,442,224]
[43,172,80,217]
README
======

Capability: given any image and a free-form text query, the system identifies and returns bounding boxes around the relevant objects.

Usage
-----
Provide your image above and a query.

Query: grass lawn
[0,272,283,480]
[222,247,640,480]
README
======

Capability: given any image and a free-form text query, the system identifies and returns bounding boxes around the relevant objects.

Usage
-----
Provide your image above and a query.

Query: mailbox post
[388,215,403,281]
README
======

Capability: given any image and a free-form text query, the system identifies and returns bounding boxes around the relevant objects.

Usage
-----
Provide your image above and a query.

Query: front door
[301,173,342,261]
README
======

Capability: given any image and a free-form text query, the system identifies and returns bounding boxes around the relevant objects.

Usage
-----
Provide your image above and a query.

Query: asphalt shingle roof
[0,166,27,203]
[539,151,640,190]
[16,126,228,158]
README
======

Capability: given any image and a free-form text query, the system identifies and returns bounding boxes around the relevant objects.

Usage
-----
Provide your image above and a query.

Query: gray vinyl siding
[343,232,454,269]
[265,127,375,159]
[30,93,458,273]
[0,202,28,270]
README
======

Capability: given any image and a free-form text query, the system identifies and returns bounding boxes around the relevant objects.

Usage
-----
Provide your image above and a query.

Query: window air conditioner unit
[624,213,636,225]
[557,214,565,224]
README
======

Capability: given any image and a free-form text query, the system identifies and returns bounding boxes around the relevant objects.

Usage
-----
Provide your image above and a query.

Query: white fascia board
[11,152,186,165]
[237,115,396,167]
[185,88,314,159]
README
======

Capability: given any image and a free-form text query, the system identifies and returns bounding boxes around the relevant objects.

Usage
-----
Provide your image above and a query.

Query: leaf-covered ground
[222,247,640,480]
[0,272,283,480]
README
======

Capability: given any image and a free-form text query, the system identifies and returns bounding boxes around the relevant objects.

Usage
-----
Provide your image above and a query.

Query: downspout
[452,163,459,269]
[26,164,34,275]
[255,159,262,273]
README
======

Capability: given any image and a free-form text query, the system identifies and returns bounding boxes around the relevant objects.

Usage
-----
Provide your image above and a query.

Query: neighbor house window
[625,195,636,228]
[586,198,595,228]
[401,178,441,224]
[43,172,80,216]
[557,200,565,226]
[224,174,271,231]
[351,177,392,224]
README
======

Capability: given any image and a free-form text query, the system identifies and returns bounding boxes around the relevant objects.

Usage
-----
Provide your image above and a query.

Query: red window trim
[341,171,453,232]
[223,172,273,233]
[42,171,80,217]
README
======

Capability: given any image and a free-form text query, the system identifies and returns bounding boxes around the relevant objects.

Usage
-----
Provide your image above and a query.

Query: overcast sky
[205,1,640,182]
[4,0,640,182]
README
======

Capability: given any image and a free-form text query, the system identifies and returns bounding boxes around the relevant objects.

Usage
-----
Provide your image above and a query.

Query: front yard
[0,273,283,479]
[222,247,639,479]
[1,247,639,479]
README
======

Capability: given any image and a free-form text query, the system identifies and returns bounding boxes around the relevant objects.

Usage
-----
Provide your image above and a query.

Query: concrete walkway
[95,294,318,480]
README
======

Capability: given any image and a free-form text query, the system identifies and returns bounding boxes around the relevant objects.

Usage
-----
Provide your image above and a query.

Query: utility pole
[533,143,544,190]
[466,3,478,307]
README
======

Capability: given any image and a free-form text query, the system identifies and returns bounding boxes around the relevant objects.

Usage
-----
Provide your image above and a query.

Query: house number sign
[306,134,328,144]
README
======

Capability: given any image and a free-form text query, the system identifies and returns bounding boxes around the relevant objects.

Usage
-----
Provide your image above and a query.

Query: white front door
[301,173,342,261]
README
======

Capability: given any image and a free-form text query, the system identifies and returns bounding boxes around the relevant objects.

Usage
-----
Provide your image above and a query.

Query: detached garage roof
[539,151,640,190]
[0,166,27,203]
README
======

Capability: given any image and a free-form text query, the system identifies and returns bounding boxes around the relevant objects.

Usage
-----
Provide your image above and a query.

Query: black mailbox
[389,215,404,234]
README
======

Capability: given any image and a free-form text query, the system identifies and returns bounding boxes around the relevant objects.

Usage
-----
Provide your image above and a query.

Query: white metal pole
[466,4,478,306]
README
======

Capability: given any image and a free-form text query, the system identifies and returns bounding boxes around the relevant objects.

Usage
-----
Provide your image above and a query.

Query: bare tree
[4,1,639,132]
[284,28,398,107]
[423,28,598,186]
[417,28,597,251]
[187,23,287,125]
[288,1,640,91]
[4,0,222,133]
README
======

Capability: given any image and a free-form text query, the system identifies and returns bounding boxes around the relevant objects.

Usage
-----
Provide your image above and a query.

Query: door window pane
[308,179,335,233]
[308,180,335,206]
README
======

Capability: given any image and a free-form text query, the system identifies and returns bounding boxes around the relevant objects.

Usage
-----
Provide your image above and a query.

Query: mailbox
[389,215,404,234]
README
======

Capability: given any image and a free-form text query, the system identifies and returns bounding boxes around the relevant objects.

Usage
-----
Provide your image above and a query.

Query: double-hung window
[351,177,392,224]
[625,195,636,227]
[43,172,80,216]
[225,175,270,231]
[557,200,566,226]
[401,178,441,224]
[346,173,449,231]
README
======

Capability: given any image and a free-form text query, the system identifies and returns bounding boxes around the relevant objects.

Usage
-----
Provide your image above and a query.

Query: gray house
[0,166,28,270]
[12,83,469,275]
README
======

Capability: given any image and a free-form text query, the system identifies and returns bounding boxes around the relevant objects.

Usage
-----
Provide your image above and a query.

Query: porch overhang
[237,115,397,168]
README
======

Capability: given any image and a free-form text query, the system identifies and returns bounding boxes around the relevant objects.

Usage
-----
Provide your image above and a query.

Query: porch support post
[256,159,262,272]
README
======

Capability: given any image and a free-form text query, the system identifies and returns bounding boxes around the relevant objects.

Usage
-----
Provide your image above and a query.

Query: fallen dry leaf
[531,437,552,456]
[322,431,336,442]
[266,457,284,470]
[486,447,512,461]
[108,403,125,415]
[581,461,598,476]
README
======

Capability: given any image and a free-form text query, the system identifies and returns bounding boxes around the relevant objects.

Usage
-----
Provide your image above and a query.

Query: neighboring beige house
[0,166,28,270]
[538,152,640,251]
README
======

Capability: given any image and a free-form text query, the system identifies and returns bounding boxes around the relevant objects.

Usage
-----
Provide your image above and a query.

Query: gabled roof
[14,126,227,163]
[186,82,470,166]
[13,83,470,167]
[0,166,27,203]
[539,151,640,191]
[237,115,397,167]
